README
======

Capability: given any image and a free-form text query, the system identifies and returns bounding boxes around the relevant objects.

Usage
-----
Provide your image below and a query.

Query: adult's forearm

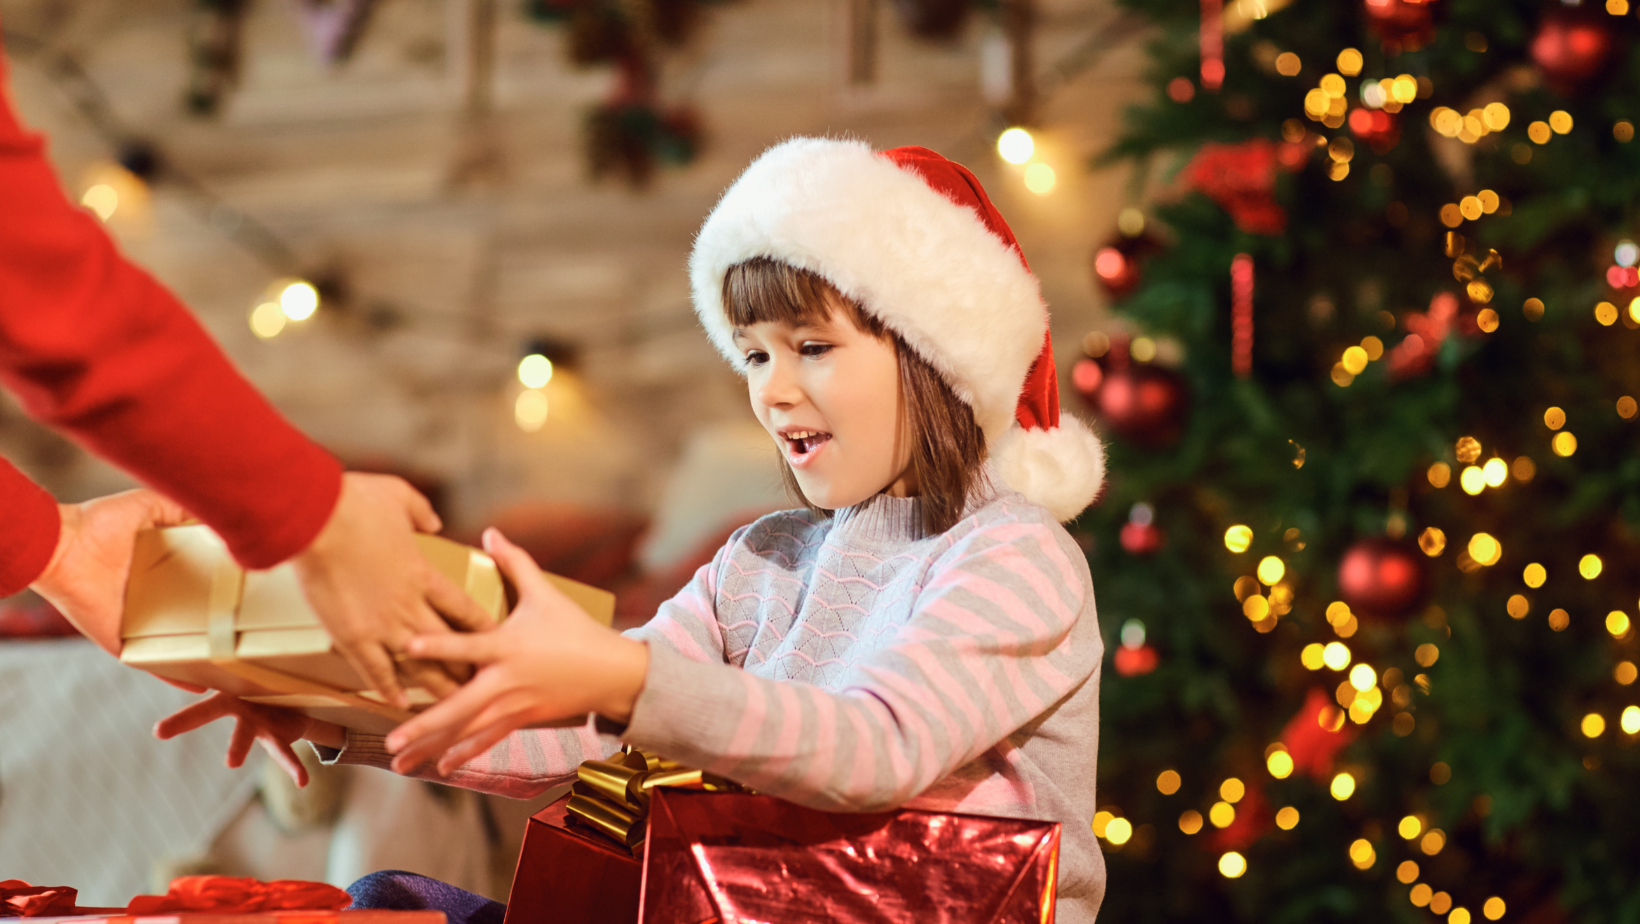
[0,457,59,596]
[0,54,342,568]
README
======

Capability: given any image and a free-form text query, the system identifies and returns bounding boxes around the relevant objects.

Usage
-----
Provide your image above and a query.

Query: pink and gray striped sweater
[325,485,1105,921]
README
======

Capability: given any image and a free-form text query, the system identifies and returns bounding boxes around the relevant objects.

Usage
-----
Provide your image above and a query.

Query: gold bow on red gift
[565,746,742,854]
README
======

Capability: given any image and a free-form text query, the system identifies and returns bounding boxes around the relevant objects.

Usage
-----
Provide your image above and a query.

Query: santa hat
[689,137,1105,522]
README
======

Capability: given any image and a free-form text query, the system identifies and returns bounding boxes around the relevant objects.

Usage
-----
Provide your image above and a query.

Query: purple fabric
[346,871,504,924]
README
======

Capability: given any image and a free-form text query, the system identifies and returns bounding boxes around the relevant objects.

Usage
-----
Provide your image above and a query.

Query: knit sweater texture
[325,484,1105,921]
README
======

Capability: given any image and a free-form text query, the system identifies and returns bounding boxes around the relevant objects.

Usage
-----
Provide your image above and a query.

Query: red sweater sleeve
[0,56,342,582]
[0,457,61,596]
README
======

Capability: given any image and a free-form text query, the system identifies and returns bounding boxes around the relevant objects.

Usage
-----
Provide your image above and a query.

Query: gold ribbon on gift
[564,747,743,854]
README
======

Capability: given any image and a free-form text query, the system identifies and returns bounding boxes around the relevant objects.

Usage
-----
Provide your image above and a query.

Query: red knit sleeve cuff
[0,457,60,597]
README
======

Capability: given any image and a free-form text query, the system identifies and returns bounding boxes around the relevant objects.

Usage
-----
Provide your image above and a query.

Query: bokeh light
[518,354,554,388]
[1330,772,1356,800]
[1224,525,1253,553]
[249,302,286,339]
[997,128,1034,164]
[279,281,319,321]
[1156,769,1181,794]
[1218,851,1247,878]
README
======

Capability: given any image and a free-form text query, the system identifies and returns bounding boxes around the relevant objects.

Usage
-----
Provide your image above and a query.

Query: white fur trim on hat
[689,137,1047,441]
[991,415,1107,522]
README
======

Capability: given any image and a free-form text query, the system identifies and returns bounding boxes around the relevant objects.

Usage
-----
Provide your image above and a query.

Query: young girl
[160,138,1109,922]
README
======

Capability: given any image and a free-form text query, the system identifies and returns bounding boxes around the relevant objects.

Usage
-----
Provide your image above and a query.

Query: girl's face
[734,304,916,509]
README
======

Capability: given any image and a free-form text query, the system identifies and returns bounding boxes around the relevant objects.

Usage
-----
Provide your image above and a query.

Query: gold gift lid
[119,525,615,735]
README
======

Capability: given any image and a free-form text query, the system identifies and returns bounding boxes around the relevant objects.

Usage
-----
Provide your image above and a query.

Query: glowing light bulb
[515,389,549,432]
[249,302,287,339]
[1104,817,1133,845]
[1460,466,1486,494]
[1156,769,1181,794]
[81,184,119,221]
[997,128,1035,164]
[1482,457,1508,487]
[1023,163,1057,194]
[1330,772,1356,800]
[1483,897,1507,921]
[1220,778,1246,803]
[1256,556,1285,584]
[1266,749,1293,778]
[1348,838,1376,869]
[1322,641,1351,671]
[1224,525,1253,553]
[1349,663,1376,692]
[280,281,319,321]
[1608,611,1632,637]
[518,353,554,388]
[1582,712,1606,737]
[1218,851,1247,878]
[1301,643,1326,670]
[1467,532,1501,566]
[1580,554,1602,579]
[1398,815,1422,839]
[1621,706,1640,735]
[1275,806,1299,829]
[1524,562,1546,587]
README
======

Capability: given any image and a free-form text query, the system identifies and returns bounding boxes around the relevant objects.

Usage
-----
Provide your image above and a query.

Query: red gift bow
[0,881,78,918]
[126,876,352,915]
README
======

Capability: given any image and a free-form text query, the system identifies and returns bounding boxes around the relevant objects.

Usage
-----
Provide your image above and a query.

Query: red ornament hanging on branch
[1348,108,1401,154]
[1119,502,1165,555]
[1199,0,1224,91]
[1362,0,1436,54]
[1091,231,1163,301]
[1531,9,1618,97]
[1073,335,1190,448]
[1337,537,1429,621]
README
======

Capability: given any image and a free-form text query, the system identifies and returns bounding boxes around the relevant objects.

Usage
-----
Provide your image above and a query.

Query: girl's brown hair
[723,257,988,534]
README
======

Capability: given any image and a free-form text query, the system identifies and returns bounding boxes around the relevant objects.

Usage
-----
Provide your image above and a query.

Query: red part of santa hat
[690,137,1104,521]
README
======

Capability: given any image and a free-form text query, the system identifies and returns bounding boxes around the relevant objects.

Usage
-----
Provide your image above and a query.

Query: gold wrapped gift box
[120,525,614,735]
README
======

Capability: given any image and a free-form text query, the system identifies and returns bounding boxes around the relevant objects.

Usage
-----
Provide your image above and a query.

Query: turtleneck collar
[830,492,926,544]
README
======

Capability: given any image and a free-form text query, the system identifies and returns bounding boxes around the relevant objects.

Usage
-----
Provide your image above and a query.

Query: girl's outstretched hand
[382,527,649,778]
[154,691,346,788]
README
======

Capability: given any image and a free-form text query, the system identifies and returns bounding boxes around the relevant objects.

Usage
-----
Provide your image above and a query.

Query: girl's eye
[800,342,833,358]
[744,350,769,366]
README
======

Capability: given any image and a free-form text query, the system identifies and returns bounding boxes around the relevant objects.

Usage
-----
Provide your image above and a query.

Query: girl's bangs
[723,257,875,332]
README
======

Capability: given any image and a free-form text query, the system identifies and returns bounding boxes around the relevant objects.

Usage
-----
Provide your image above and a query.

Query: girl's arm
[619,518,1101,812]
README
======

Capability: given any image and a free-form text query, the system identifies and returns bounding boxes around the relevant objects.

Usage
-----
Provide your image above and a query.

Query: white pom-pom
[991,415,1106,522]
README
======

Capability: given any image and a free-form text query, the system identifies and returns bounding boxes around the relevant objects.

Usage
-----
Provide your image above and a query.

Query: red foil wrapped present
[639,789,1061,924]
[503,793,642,924]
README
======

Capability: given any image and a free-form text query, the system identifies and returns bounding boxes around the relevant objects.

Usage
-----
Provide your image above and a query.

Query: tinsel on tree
[1077,1,1640,922]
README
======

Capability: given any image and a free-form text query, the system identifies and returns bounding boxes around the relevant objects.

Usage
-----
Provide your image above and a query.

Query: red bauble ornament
[1337,537,1429,620]
[1114,644,1159,677]
[1096,363,1189,447]
[1348,108,1401,154]
[1362,0,1435,53]
[1120,502,1165,555]
[1532,10,1617,96]
[1091,232,1162,300]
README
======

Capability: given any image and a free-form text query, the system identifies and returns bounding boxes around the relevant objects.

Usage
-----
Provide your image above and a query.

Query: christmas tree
[1076,1,1640,921]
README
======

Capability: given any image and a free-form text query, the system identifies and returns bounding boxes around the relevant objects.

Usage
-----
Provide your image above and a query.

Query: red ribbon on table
[0,881,78,918]
[125,876,352,915]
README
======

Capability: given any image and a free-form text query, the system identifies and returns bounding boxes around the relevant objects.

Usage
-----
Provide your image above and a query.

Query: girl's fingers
[261,739,311,788]
[404,630,499,664]
[481,529,554,599]
[385,667,504,756]
[226,718,256,769]
[154,695,232,739]
[436,719,519,777]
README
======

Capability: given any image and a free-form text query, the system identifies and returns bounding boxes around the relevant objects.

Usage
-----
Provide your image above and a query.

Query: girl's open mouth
[782,429,832,465]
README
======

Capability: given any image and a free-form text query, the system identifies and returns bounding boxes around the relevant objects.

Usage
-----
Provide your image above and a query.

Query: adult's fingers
[424,570,495,633]
[390,477,442,535]
[396,657,464,699]
[335,637,408,710]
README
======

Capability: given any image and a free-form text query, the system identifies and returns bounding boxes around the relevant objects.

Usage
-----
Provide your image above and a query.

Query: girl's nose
[755,357,802,409]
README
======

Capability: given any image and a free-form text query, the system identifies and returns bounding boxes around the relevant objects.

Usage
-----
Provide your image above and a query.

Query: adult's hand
[30,489,192,655]
[382,528,649,777]
[293,472,495,710]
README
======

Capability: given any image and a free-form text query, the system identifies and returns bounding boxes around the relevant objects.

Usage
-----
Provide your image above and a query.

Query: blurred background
[0,0,1144,905]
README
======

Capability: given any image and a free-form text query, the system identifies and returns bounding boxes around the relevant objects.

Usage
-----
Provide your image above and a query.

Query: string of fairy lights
[1082,25,1640,924]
